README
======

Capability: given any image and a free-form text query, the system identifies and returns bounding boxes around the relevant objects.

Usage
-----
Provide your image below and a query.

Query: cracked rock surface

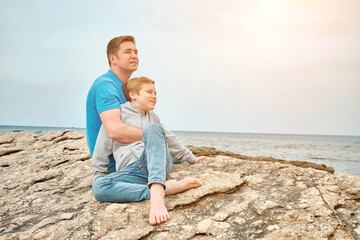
[0,130,359,240]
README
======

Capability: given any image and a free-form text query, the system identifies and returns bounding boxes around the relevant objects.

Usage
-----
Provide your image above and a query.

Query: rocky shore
[0,130,359,240]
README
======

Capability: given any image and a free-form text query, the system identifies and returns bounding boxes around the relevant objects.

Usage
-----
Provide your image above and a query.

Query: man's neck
[110,67,132,84]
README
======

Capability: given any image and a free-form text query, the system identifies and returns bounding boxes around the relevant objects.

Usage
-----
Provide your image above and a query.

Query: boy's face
[131,83,157,113]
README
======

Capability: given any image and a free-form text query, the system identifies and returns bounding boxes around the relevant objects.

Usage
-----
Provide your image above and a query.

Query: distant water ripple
[174,131,360,177]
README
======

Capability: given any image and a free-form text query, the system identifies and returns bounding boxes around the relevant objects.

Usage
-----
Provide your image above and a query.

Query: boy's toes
[149,215,157,225]
[191,178,202,187]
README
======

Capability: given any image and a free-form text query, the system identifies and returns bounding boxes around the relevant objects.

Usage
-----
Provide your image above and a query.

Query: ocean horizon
[0,125,87,134]
[1,125,359,177]
[1,124,359,137]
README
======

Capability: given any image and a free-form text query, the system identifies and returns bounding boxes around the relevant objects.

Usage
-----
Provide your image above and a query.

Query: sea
[1,125,359,177]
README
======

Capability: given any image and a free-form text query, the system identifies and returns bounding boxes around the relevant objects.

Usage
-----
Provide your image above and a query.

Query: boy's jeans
[92,123,173,203]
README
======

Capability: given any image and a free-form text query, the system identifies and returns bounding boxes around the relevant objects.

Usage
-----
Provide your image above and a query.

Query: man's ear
[129,91,136,101]
[109,54,116,65]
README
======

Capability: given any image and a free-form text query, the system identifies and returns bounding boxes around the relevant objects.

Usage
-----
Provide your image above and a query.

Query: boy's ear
[129,91,136,101]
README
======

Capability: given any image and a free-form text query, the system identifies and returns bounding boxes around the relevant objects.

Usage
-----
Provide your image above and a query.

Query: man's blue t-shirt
[86,70,127,167]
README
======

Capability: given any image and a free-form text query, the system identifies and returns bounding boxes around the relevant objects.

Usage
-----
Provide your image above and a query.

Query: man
[86,35,142,172]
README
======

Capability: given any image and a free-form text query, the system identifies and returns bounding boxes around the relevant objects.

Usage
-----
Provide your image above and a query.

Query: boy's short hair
[123,77,155,101]
[107,35,135,67]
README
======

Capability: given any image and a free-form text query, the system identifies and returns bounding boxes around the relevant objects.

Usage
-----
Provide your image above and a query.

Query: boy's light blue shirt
[86,70,127,167]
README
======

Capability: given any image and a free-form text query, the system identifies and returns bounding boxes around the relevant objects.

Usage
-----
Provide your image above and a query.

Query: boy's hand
[194,156,207,163]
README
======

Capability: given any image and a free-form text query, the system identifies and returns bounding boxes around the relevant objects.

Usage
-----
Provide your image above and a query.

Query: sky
[0,0,359,136]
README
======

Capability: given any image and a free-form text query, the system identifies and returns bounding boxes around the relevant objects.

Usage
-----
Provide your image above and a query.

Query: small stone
[213,212,229,221]
[251,220,263,226]
[254,200,280,214]
[282,179,294,186]
[296,182,308,189]
[234,217,246,225]
[267,224,280,231]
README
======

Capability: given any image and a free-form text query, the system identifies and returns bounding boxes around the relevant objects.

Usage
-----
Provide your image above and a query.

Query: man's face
[112,41,139,73]
[131,83,157,113]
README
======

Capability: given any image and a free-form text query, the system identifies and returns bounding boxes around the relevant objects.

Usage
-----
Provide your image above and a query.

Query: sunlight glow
[260,0,283,15]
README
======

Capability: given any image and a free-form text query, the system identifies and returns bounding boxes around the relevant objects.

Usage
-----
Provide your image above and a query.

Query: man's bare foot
[149,183,170,225]
[165,177,202,196]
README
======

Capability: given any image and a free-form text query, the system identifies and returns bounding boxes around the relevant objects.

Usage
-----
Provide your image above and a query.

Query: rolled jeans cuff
[147,178,167,189]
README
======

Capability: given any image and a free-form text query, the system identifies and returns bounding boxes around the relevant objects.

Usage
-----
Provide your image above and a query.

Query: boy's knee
[143,123,164,136]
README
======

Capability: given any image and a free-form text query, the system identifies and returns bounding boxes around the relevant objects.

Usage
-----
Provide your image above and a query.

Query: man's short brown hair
[107,35,135,67]
[123,77,155,102]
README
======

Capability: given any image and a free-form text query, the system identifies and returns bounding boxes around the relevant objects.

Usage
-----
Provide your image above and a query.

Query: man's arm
[100,108,142,143]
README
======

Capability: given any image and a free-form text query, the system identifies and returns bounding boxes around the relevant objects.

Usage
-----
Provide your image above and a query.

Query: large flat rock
[0,130,359,239]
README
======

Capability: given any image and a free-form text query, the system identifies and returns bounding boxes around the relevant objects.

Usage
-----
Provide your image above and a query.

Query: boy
[92,77,206,225]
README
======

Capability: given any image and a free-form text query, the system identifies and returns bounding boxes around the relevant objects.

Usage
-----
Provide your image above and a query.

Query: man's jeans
[92,123,173,203]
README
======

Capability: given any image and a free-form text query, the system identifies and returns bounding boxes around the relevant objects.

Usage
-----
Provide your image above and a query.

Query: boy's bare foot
[165,177,202,196]
[149,183,170,225]
[148,178,202,225]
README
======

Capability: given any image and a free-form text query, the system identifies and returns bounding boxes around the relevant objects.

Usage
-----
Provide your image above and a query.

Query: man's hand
[194,156,207,163]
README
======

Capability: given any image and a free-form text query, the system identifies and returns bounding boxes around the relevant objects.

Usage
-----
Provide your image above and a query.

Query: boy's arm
[92,125,114,181]
[100,108,143,143]
[165,127,196,163]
